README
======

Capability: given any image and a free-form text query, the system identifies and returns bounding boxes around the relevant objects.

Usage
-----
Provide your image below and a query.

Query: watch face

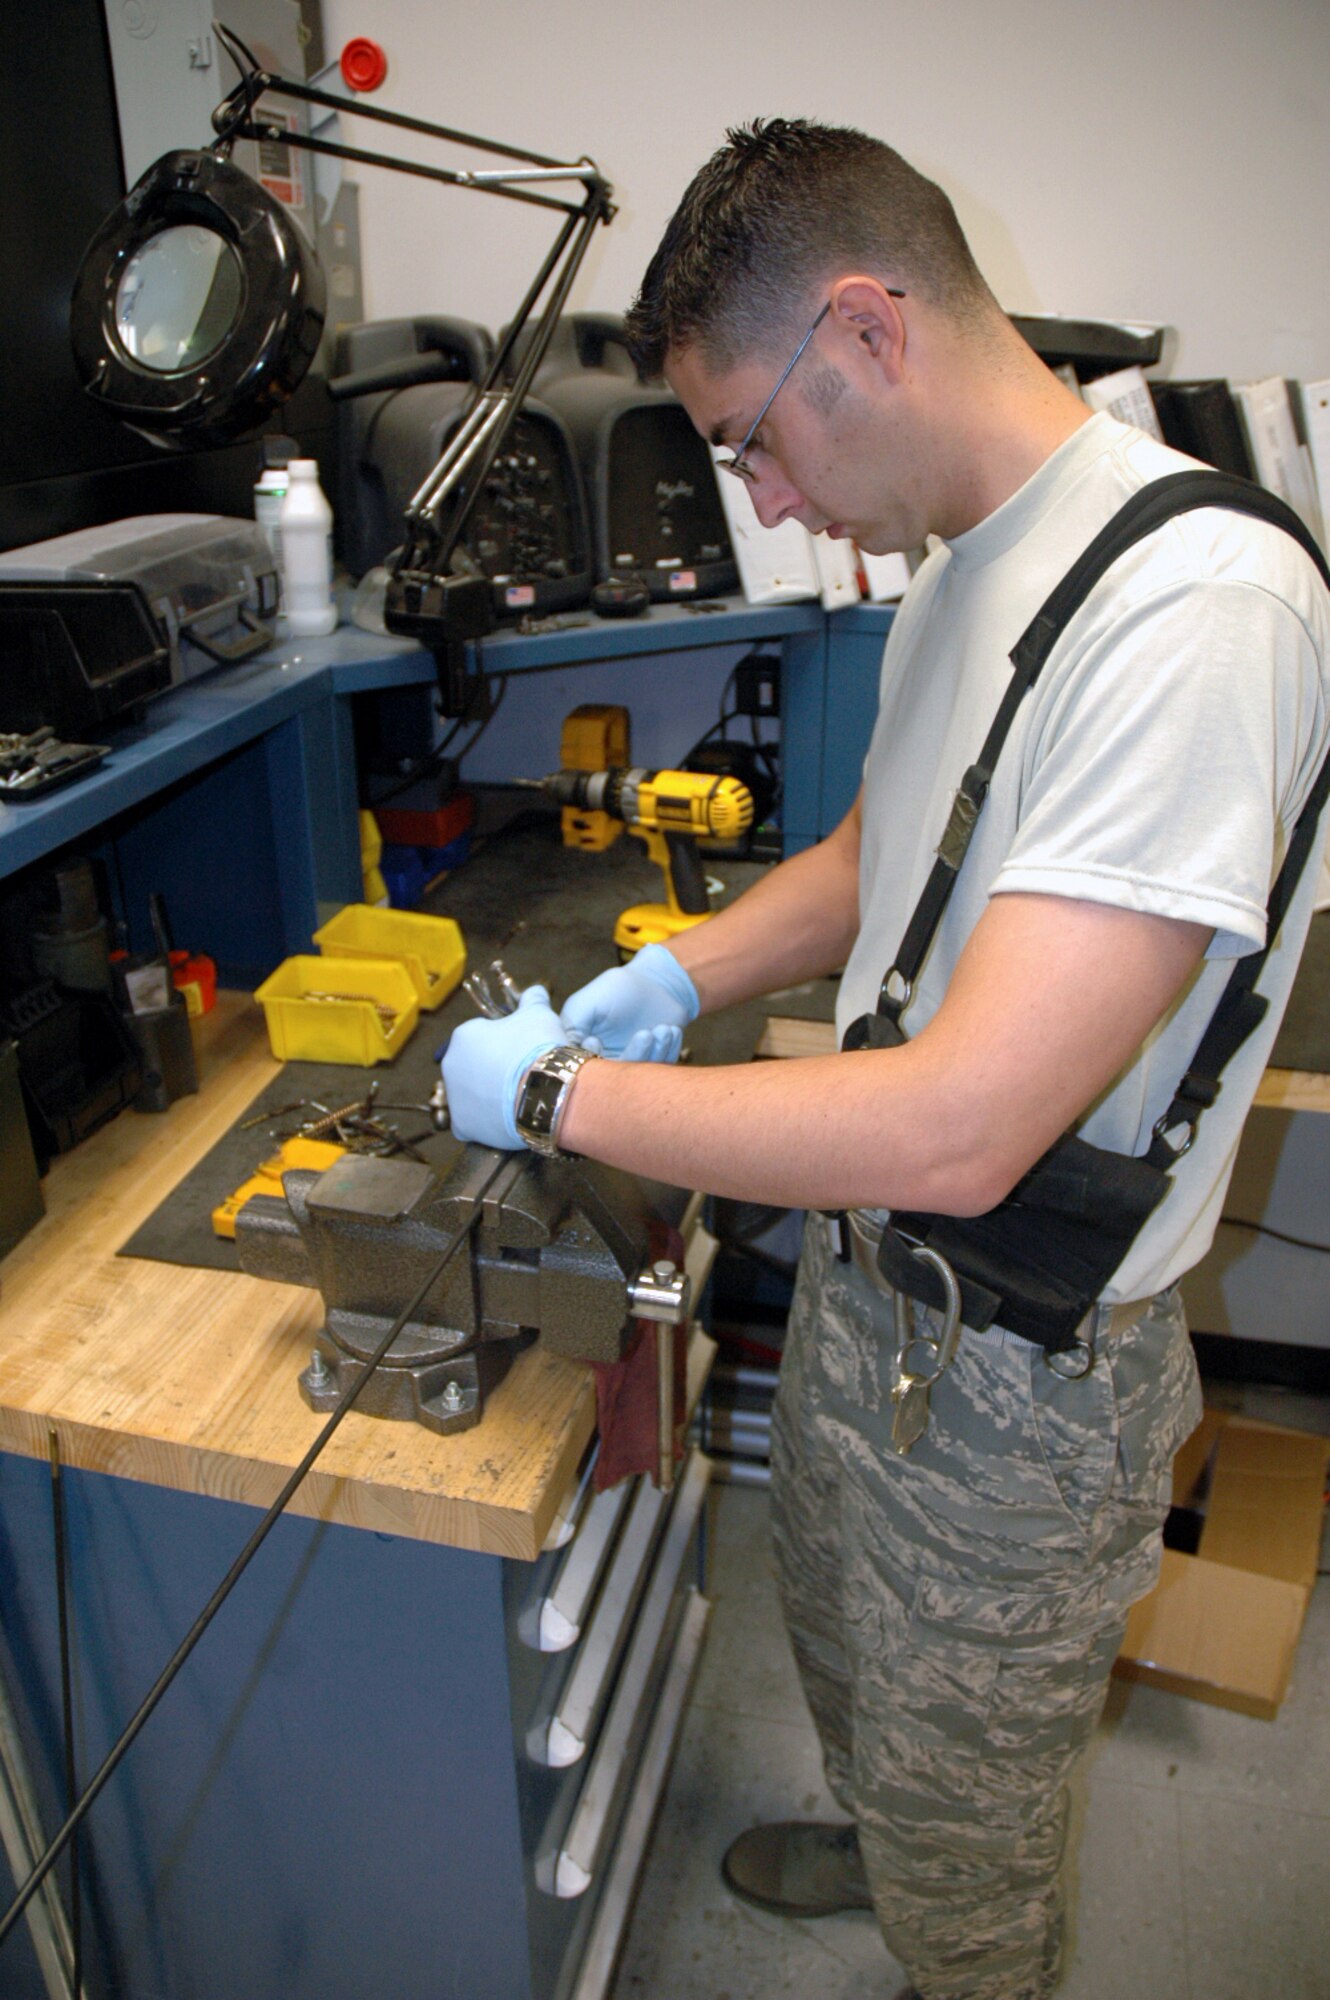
[524,1074,558,1137]
[517,1055,567,1149]
[517,1049,588,1154]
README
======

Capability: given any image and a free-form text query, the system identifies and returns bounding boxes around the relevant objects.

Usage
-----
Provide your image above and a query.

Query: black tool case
[0,514,278,736]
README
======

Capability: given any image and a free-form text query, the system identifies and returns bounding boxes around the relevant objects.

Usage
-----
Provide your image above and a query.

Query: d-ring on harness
[837,471,1330,1445]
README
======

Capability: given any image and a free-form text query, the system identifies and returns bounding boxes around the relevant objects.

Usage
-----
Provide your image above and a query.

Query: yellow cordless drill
[539,761,754,954]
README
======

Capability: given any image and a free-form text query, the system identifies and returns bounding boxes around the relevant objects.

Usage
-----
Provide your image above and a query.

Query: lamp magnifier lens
[114,225,244,373]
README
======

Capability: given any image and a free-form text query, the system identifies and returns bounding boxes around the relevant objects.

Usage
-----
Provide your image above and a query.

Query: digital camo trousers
[770,1215,1204,2000]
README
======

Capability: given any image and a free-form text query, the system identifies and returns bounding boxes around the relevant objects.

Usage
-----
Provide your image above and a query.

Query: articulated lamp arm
[209,23,615,689]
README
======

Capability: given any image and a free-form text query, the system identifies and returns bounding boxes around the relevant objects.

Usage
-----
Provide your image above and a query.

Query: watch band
[514,1045,599,1156]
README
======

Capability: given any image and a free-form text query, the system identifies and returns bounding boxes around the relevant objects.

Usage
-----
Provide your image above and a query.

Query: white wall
[320,0,1330,384]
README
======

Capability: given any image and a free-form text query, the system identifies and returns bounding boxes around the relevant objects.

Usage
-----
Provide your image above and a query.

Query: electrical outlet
[734,653,780,717]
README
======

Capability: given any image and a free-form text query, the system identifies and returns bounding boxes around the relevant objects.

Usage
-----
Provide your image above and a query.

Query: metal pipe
[0,1667,76,1999]
[212,44,582,172]
[657,1325,675,1494]
[48,1434,80,1999]
[711,1362,780,1393]
[406,395,509,519]
[708,1458,771,1489]
[221,122,584,215]
[704,1412,772,1440]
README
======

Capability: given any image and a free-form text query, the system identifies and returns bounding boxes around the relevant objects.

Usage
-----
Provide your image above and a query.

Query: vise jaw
[234,1147,690,1435]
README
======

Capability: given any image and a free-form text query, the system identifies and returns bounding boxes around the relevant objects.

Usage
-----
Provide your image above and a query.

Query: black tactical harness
[840,470,1330,1354]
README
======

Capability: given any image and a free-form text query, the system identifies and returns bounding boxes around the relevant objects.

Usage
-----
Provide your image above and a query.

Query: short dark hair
[624,118,996,380]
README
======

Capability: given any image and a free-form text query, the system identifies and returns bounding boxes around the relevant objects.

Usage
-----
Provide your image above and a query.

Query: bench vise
[234,1145,691,1435]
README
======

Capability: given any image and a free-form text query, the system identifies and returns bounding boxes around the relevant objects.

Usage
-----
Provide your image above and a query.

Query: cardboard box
[1114,1410,1330,1720]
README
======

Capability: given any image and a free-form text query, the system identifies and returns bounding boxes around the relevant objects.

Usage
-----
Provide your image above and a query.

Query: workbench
[0,984,720,2000]
[0,783,846,2000]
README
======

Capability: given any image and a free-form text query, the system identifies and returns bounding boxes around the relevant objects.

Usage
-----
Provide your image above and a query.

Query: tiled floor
[610,1382,1330,2000]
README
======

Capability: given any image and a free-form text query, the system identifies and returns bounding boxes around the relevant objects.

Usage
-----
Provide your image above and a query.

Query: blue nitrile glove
[560,942,700,1061]
[441,984,564,1149]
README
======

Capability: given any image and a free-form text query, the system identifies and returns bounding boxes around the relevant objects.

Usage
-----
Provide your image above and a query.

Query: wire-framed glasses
[717,291,904,483]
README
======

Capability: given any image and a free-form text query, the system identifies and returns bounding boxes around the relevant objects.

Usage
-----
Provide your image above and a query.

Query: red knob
[340,37,388,92]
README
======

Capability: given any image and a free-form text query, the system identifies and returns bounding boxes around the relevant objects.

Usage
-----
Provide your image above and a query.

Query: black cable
[367,671,508,811]
[679,654,782,815]
[1220,1214,1330,1256]
[680,664,742,766]
[48,1431,80,2000]
[0,1165,503,1955]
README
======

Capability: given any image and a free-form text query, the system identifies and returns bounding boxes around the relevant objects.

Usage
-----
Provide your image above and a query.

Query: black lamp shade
[70,150,326,451]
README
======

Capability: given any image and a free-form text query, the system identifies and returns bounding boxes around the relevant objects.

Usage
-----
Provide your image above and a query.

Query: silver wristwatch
[514,1045,599,1156]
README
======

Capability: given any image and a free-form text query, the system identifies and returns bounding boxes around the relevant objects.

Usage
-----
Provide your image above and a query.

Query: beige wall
[320,0,1330,384]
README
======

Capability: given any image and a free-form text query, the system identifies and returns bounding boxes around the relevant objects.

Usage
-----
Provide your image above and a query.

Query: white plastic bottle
[279,459,338,636]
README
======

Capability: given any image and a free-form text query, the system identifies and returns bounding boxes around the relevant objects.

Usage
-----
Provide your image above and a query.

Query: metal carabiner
[894,1246,964,1388]
[912,1245,962,1369]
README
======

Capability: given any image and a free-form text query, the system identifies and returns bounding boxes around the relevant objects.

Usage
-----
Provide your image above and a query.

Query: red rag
[591,1224,687,1490]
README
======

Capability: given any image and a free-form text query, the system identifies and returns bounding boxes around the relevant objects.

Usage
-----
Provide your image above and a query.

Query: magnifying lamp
[69,23,615,703]
[71,146,326,451]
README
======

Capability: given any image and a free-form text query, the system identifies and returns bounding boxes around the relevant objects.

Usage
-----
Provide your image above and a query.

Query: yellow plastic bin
[311,904,466,1011]
[254,955,421,1065]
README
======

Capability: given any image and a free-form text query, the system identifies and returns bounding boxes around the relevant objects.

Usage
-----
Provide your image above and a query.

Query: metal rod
[0,1670,76,1999]
[711,1362,780,1393]
[221,120,585,216]
[418,199,603,576]
[407,395,510,519]
[708,1458,772,1488]
[212,25,614,627]
[456,165,598,188]
[213,55,579,172]
[657,1325,675,1493]
[486,207,584,390]
[48,1434,80,2000]
[0,1158,506,1954]
[705,1411,773,1439]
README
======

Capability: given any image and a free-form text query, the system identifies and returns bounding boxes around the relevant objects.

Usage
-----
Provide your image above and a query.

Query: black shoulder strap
[875,469,1330,1034]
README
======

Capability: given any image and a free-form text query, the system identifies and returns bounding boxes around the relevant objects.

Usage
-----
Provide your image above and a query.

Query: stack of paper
[1080,365,1165,440]
[710,447,862,610]
[1232,378,1325,551]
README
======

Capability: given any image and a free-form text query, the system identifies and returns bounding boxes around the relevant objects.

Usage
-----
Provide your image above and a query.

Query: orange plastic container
[170,950,216,1017]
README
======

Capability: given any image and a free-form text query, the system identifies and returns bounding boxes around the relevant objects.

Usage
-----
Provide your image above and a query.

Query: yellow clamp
[211,1137,346,1241]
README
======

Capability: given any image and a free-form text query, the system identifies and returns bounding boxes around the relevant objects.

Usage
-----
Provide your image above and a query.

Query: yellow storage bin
[311,904,466,1011]
[254,955,421,1065]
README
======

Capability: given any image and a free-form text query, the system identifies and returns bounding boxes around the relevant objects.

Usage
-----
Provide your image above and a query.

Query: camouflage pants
[770,1214,1203,2000]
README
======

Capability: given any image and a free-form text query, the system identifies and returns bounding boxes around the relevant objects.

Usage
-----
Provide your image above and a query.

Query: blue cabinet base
[0,1456,564,2000]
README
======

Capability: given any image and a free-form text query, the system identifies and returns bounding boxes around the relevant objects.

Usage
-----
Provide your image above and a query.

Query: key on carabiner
[890,1370,931,1455]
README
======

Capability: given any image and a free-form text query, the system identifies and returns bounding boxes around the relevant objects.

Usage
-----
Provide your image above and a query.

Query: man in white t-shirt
[442,121,1330,1999]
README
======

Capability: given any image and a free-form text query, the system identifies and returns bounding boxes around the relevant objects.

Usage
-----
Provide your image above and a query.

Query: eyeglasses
[717,290,905,483]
